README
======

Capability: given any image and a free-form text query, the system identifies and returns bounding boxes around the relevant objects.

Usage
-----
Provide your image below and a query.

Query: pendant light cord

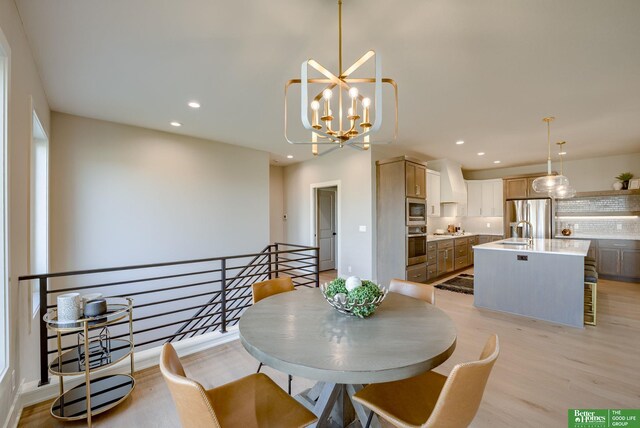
[338,0,343,75]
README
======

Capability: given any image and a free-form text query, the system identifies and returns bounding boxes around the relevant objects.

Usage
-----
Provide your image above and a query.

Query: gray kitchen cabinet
[597,240,640,280]
[621,250,640,278]
[598,248,620,276]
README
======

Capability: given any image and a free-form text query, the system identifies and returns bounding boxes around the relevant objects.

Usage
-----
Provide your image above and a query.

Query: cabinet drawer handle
[412,274,422,278]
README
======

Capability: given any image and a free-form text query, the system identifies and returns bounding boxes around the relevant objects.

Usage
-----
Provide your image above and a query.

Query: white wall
[49,113,270,270]
[9,112,272,386]
[284,149,373,279]
[464,153,640,191]
[0,0,51,424]
[269,165,285,243]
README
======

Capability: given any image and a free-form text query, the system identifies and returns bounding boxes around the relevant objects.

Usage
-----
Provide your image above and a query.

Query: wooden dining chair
[160,343,317,428]
[352,334,499,428]
[389,278,436,305]
[251,276,295,304]
[251,276,295,394]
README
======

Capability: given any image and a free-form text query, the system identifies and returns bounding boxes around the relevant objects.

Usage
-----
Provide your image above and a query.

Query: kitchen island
[473,237,591,328]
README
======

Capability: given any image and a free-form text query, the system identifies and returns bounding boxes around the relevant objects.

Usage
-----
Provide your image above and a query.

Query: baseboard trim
[17,327,240,411]
[3,381,23,428]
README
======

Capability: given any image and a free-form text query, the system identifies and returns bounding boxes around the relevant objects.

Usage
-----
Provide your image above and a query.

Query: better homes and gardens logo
[569,409,640,428]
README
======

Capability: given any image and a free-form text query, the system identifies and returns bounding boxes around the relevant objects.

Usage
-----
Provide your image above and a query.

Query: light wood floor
[19,269,640,427]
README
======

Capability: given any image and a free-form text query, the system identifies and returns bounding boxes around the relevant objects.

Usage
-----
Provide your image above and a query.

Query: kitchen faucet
[515,220,533,246]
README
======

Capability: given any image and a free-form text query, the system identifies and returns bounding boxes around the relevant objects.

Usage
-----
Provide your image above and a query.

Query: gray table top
[239,288,457,384]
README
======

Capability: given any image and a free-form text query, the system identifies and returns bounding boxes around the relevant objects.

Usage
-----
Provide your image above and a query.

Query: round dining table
[239,287,457,428]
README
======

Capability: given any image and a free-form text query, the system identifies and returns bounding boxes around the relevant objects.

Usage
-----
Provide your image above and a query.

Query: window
[30,110,48,316]
[0,30,9,377]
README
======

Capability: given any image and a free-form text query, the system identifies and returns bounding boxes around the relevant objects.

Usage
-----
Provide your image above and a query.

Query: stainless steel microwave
[406,198,427,225]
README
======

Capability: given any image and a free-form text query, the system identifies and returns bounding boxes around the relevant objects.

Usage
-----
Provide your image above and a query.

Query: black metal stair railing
[18,242,319,387]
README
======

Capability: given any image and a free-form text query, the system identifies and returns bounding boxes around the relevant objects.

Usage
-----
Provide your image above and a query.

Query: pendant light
[284,0,398,156]
[532,117,569,193]
[550,141,576,199]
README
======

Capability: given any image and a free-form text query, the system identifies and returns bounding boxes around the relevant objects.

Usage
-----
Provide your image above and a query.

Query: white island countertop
[474,237,591,257]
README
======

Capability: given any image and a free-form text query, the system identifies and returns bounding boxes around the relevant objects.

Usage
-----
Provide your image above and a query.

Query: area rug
[435,273,474,295]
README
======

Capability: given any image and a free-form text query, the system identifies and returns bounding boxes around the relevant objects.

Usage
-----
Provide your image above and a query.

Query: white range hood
[427,159,467,204]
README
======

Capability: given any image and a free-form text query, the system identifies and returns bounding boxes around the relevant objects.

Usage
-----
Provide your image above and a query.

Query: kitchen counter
[474,237,590,328]
[554,234,640,241]
[427,232,503,242]
[474,238,590,257]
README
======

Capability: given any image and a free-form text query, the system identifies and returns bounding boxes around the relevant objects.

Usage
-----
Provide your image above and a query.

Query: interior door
[317,188,336,271]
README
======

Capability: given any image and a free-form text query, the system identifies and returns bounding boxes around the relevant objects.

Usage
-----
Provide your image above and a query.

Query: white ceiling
[16,0,640,169]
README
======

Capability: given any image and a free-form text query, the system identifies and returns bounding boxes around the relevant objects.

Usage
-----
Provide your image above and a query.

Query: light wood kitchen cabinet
[504,178,528,199]
[406,263,427,283]
[454,237,470,270]
[504,173,549,199]
[527,177,549,197]
[468,235,478,265]
[427,170,440,217]
[436,239,454,276]
[466,179,503,217]
[406,162,426,198]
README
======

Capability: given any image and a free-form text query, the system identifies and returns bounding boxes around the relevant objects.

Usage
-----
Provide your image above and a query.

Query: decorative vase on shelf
[613,181,623,191]
[622,181,630,190]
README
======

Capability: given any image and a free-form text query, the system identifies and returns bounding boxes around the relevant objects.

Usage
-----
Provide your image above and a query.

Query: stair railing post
[220,259,227,333]
[314,247,320,288]
[38,277,50,386]
[274,243,279,279]
[269,244,274,279]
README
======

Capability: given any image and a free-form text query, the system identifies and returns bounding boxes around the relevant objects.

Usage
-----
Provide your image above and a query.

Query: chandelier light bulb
[310,100,320,111]
[323,89,333,100]
[362,97,371,108]
[349,87,359,99]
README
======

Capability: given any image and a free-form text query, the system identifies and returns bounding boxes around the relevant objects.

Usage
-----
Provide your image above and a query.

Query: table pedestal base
[296,382,381,428]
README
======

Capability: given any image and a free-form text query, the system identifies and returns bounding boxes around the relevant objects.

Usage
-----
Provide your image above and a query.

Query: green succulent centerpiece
[320,276,387,318]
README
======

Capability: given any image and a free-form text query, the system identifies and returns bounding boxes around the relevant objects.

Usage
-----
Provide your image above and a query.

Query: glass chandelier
[284,0,398,156]
[549,141,576,199]
[532,117,570,193]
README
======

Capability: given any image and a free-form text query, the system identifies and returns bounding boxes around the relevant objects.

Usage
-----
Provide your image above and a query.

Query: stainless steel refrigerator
[505,199,554,239]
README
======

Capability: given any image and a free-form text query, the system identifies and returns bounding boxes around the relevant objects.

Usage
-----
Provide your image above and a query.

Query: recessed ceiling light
[170,121,182,127]
[287,155,294,159]
[477,152,485,156]
[456,140,464,145]
[558,151,567,155]
[188,101,201,109]
[493,160,501,164]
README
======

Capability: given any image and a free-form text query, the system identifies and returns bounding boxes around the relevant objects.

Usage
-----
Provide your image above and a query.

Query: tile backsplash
[556,194,640,237]
[556,194,640,213]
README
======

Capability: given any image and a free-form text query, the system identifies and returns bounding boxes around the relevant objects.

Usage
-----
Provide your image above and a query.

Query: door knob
[332,232,337,236]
